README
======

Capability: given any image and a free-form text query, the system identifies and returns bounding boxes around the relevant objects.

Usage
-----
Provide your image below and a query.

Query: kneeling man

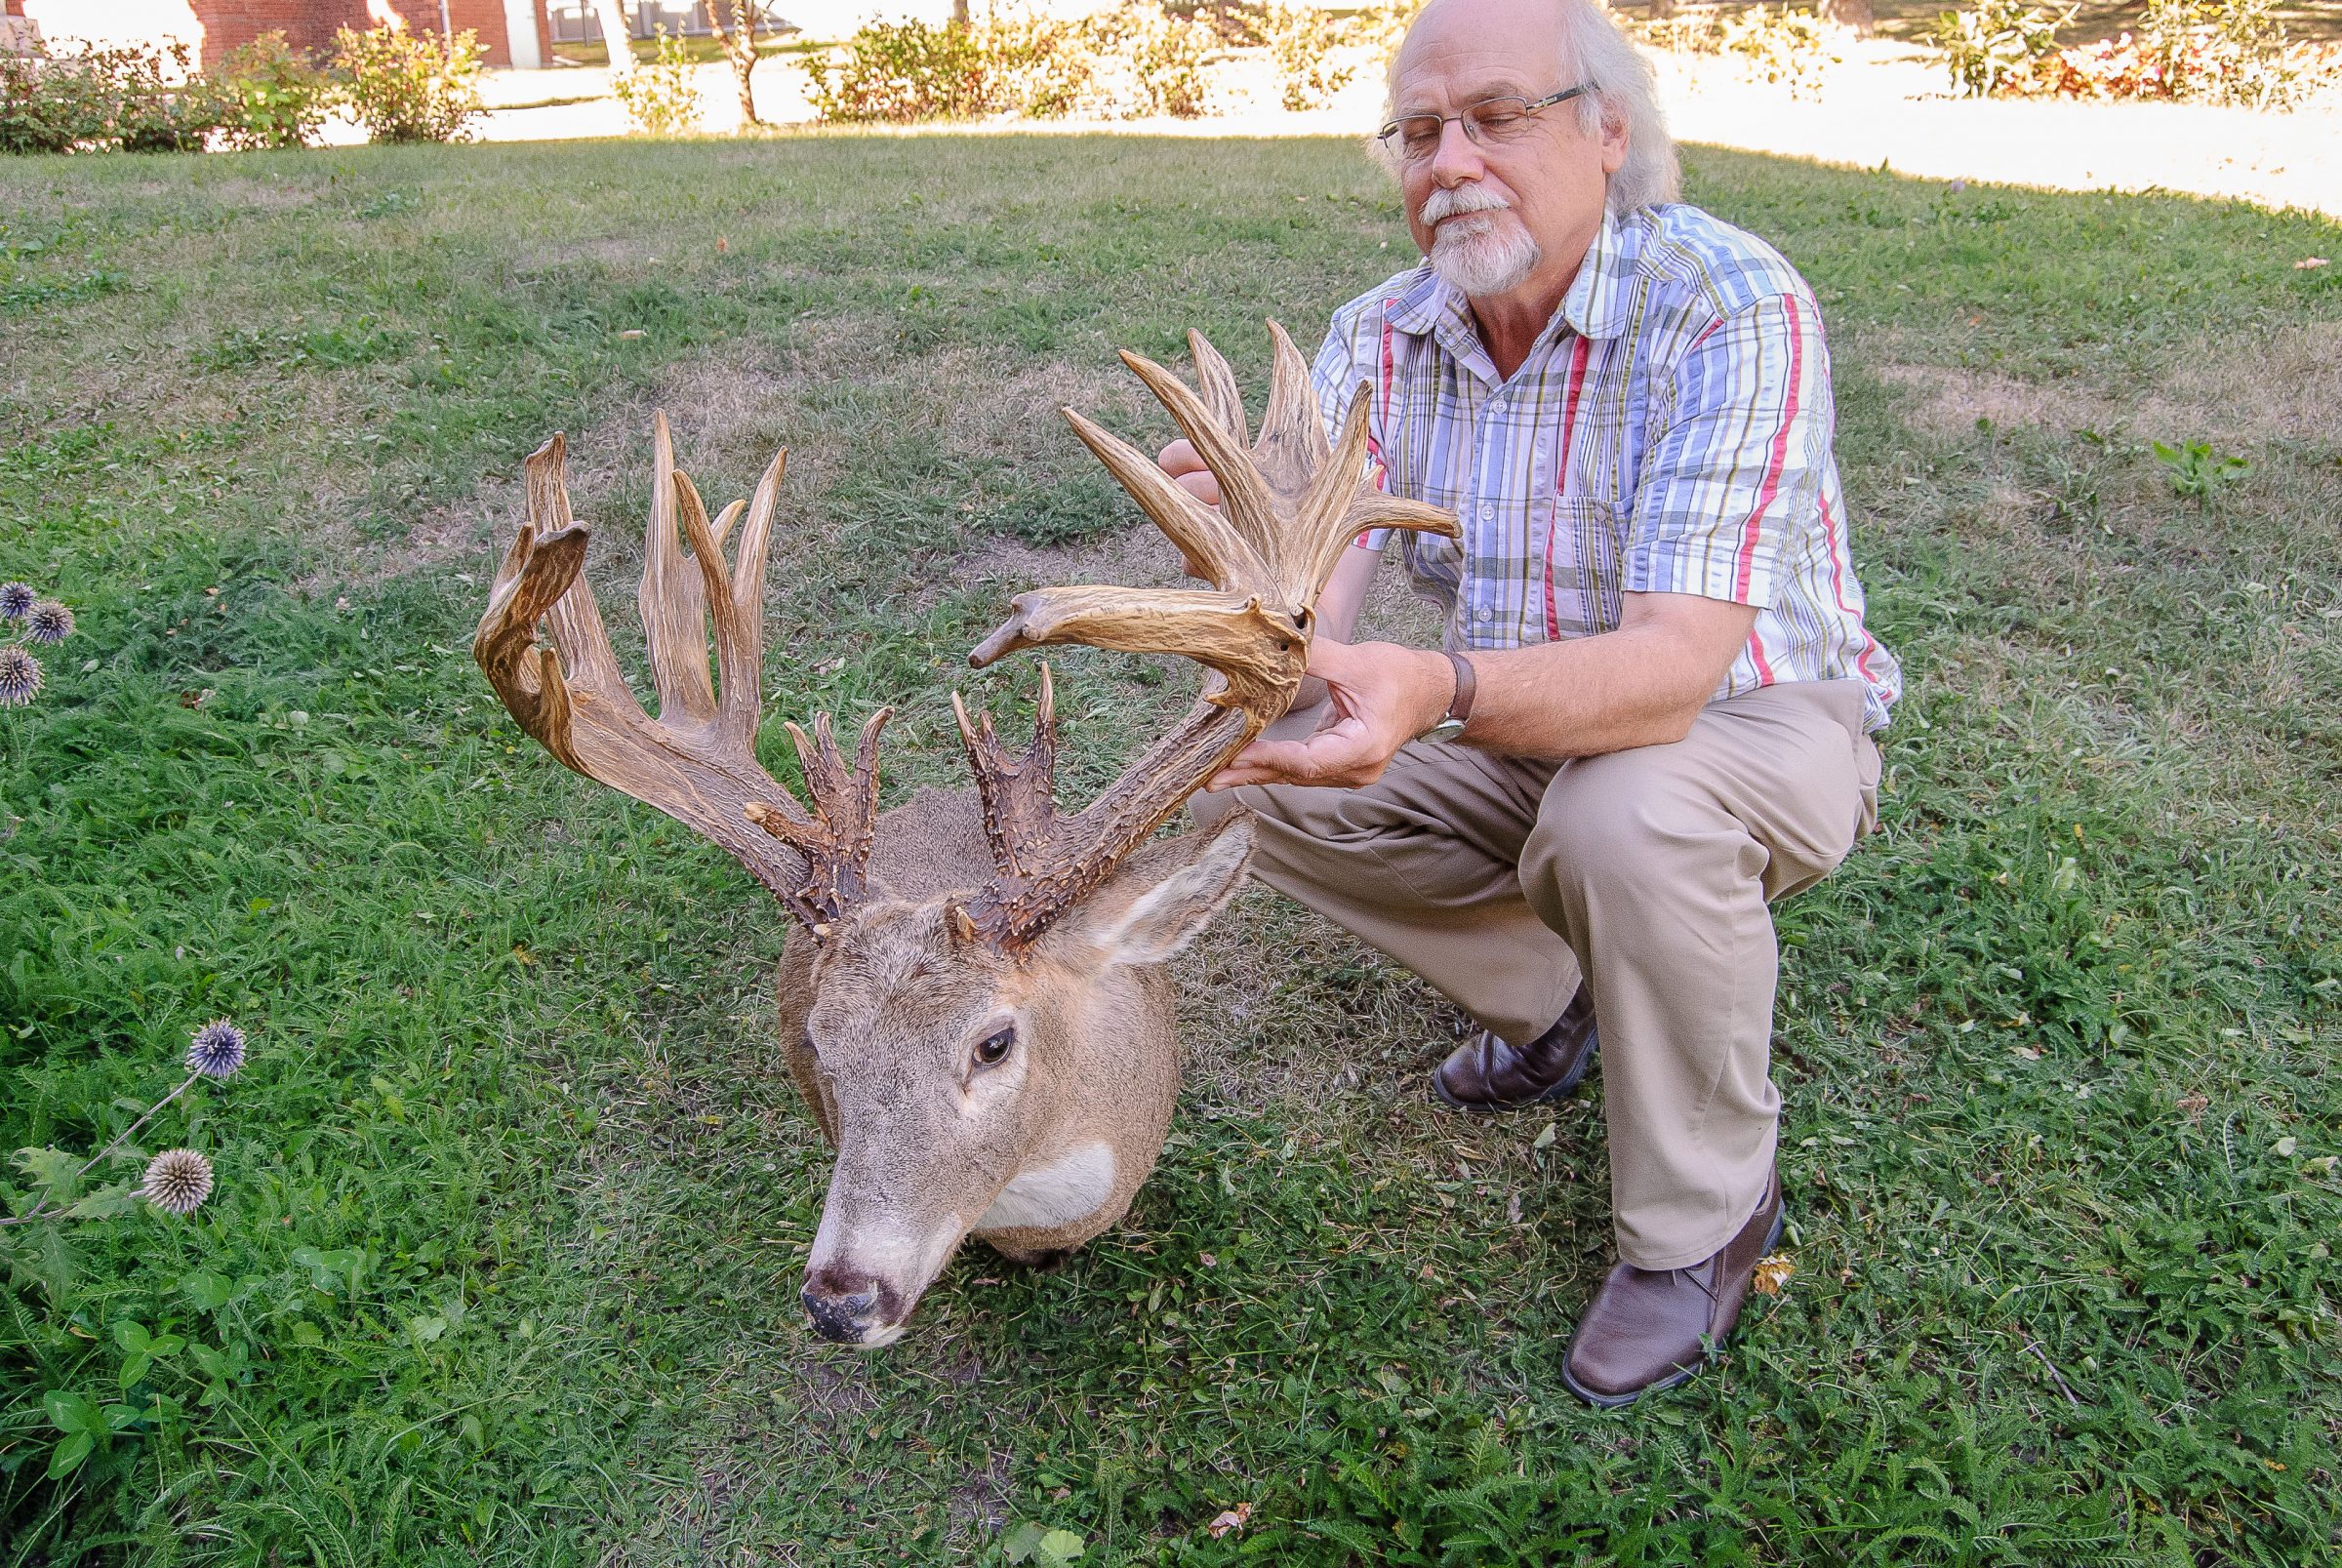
[1177,0,1901,1405]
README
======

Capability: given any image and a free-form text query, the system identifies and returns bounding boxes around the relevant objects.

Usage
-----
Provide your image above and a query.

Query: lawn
[0,133,2337,1566]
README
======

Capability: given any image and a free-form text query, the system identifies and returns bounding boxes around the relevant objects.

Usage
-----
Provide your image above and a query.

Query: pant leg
[1191,704,1580,1047]
[1519,679,1879,1270]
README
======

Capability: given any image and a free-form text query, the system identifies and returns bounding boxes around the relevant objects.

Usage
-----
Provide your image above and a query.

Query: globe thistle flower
[23,600,71,645]
[0,583,29,621]
[186,1019,248,1079]
[0,647,40,707]
[141,1148,214,1215]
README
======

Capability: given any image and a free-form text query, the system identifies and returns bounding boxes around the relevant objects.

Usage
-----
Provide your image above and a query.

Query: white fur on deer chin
[974,1143,1117,1233]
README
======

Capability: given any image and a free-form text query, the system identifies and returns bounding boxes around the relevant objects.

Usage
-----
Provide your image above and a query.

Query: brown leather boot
[1433,986,1598,1112]
[1560,1165,1784,1408]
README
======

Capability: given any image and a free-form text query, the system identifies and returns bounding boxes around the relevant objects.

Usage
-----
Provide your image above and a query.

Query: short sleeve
[1625,293,1831,609]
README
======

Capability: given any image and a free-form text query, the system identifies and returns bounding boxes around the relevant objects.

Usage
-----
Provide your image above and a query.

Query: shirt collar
[1383,207,1635,353]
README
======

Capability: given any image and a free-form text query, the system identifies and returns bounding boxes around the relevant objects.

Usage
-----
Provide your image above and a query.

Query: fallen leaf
[1752,1253,1796,1297]
[618,329,647,340]
[2295,257,2329,269]
[1205,1503,1253,1539]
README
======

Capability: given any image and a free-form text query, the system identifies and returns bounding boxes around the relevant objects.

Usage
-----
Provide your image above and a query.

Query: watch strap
[1443,652,1477,725]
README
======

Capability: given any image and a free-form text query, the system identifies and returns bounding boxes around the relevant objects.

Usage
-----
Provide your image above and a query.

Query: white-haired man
[1176,0,1901,1404]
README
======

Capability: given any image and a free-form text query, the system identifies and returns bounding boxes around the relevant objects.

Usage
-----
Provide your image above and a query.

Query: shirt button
[1477,503,1495,520]
[1490,397,1508,414]
[1475,606,1493,622]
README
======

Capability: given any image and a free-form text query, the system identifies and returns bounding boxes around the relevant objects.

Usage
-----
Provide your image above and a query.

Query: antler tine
[1059,406,1261,593]
[1252,320,1333,499]
[1118,348,1282,564]
[748,706,895,932]
[474,419,891,936]
[638,414,718,728]
[1186,330,1248,446]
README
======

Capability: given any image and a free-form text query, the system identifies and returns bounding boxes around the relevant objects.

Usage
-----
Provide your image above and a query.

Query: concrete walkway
[357,40,2342,221]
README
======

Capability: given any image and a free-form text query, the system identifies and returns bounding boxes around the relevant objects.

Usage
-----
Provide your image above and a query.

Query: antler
[949,323,1460,949]
[473,416,891,937]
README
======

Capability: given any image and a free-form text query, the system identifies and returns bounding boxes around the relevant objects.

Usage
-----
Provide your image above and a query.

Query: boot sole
[1431,1028,1598,1113]
[1558,1206,1787,1410]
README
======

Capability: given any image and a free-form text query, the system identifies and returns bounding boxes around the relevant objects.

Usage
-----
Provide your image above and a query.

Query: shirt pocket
[1541,497,1628,640]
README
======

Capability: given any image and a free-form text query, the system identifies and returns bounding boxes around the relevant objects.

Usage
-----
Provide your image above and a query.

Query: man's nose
[1428,117,1485,184]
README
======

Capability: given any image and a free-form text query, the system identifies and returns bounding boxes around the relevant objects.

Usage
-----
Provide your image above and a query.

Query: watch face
[1421,717,1468,744]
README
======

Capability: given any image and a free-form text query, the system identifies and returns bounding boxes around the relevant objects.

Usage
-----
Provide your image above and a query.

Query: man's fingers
[1172,470,1222,507]
[1205,720,1388,790]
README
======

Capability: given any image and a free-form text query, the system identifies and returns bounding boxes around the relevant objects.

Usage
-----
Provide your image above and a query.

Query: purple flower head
[0,647,40,707]
[23,600,71,645]
[187,1019,247,1079]
[141,1148,215,1215]
[0,583,30,621]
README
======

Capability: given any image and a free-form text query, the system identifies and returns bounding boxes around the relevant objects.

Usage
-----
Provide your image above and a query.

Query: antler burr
[950,323,1459,950]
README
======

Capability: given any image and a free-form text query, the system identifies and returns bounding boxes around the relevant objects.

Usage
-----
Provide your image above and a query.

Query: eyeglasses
[1377,84,1595,162]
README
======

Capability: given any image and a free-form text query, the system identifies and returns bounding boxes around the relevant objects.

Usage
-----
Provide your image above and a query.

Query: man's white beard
[1421,185,1542,298]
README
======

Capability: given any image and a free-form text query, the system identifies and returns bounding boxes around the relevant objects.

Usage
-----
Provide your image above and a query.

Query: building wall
[19,0,550,69]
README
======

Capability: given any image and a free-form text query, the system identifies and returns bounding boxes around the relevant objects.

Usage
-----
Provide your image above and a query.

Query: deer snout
[801,1266,907,1347]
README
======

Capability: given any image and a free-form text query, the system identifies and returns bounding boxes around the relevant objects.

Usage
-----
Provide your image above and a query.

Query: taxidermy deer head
[474,326,1456,1346]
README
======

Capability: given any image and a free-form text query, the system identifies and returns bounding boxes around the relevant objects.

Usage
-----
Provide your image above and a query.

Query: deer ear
[1059,813,1255,968]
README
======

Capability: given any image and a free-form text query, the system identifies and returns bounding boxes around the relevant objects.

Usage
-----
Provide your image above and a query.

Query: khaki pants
[1192,678,1880,1269]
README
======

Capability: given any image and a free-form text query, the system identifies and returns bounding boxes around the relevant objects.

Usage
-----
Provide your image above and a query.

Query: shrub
[1635,6,1840,101]
[612,26,703,136]
[0,41,229,155]
[331,24,485,144]
[211,31,331,150]
[1931,0,2340,106]
[1259,4,1357,112]
[806,20,999,123]
[0,47,110,154]
[1093,3,1217,117]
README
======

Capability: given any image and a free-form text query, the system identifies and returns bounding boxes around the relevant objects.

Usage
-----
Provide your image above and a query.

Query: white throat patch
[974,1143,1117,1233]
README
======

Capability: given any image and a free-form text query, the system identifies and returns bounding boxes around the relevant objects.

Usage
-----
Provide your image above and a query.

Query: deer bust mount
[474,326,1456,1347]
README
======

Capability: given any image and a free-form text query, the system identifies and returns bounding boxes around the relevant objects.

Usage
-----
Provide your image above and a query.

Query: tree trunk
[1819,0,1875,37]
[707,0,761,126]
[593,0,635,77]
[1645,0,1676,20]
[952,0,971,25]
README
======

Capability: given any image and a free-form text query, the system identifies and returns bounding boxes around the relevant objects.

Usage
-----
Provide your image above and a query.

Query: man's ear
[1050,813,1256,969]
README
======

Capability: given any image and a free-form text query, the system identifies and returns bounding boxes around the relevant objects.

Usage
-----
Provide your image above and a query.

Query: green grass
[1,134,2337,1566]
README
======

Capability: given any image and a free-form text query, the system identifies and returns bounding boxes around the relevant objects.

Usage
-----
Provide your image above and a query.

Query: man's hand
[1157,438,1221,508]
[1208,638,1453,791]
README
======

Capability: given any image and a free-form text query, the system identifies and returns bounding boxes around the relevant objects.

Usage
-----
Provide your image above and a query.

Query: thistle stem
[0,1071,200,1227]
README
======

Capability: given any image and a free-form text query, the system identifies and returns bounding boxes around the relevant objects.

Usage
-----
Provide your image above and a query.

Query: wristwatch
[1417,651,1476,744]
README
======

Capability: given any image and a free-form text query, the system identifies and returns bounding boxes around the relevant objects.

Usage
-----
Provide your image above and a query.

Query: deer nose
[801,1271,890,1344]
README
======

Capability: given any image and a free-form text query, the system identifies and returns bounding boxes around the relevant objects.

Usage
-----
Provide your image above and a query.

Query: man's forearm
[1461,617,1744,760]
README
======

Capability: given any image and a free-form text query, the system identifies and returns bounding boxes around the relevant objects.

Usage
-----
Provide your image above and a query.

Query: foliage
[805,19,1000,124]
[1635,5,1841,100]
[210,31,332,151]
[1932,0,2342,106]
[330,24,485,144]
[611,27,704,137]
[1255,4,1360,111]
[2150,437,2249,503]
[2,139,2339,1562]
[0,41,229,156]
[807,5,1219,125]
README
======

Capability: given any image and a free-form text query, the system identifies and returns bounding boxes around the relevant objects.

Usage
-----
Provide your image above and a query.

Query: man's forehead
[1393,0,1569,106]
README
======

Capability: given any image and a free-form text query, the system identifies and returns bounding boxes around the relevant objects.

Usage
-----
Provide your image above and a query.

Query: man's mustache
[1421,185,1513,224]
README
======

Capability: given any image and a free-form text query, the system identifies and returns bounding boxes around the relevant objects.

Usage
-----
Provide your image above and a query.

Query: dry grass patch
[1875,322,2342,449]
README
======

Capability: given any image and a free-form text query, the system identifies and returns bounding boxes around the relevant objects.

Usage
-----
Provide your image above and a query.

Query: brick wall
[20,0,549,70]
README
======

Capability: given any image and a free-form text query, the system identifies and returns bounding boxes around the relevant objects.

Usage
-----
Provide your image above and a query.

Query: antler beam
[473,418,888,935]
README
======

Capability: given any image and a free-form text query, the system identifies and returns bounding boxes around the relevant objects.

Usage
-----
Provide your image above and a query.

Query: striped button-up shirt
[1314,202,1900,732]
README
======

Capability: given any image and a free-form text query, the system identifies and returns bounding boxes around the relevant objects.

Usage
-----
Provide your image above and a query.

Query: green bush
[1930,0,2339,104]
[0,42,229,156]
[1635,5,1841,101]
[211,31,331,150]
[805,20,1001,123]
[331,24,485,145]
[612,26,704,136]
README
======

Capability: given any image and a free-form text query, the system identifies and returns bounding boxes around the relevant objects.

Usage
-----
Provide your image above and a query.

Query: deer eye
[972,1026,1014,1068]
